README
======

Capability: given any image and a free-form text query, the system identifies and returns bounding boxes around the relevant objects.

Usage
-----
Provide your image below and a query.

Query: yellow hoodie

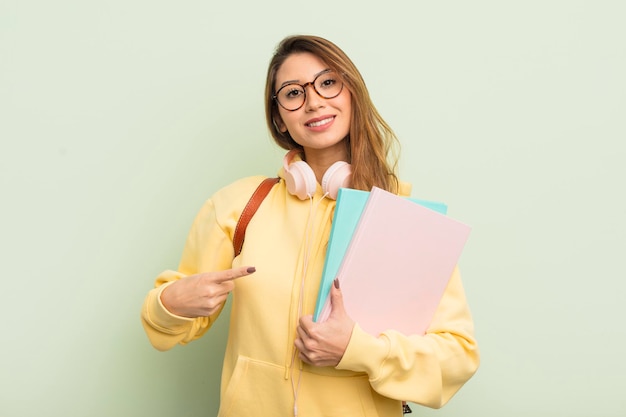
[141,170,479,417]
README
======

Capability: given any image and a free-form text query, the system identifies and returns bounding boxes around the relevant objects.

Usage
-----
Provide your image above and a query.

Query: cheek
[339,94,352,119]
[338,91,352,116]
[278,112,300,133]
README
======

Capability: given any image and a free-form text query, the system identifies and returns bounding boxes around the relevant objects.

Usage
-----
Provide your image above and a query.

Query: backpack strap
[233,177,280,257]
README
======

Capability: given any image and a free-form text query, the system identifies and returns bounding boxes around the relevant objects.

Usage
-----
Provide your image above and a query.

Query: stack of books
[313,187,471,336]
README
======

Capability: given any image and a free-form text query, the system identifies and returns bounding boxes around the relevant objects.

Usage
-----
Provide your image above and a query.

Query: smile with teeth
[306,116,334,127]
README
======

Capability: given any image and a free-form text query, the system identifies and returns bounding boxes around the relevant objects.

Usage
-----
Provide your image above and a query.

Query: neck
[302,143,348,184]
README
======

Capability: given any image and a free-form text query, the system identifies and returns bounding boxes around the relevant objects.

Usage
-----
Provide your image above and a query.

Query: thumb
[328,278,346,319]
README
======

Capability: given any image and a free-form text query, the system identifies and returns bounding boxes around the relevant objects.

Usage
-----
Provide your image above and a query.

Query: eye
[317,74,338,90]
[283,86,304,100]
[286,89,302,98]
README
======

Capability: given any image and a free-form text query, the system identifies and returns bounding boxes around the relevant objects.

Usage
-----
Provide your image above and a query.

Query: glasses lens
[314,71,343,99]
[276,84,305,111]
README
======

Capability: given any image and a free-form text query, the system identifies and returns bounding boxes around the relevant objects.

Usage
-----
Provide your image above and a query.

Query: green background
[1,1,624,416]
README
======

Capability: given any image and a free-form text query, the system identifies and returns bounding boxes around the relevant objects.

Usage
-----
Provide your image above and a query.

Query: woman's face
[274,52,351,156]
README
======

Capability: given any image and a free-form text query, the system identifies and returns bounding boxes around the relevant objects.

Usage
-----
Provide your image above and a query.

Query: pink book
[317,187,471,336]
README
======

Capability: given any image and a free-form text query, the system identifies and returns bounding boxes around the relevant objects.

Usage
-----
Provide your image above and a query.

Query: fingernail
[247,267,256,273]
[334,278,340,289]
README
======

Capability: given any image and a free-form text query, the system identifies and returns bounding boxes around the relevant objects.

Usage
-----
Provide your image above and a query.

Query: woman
[141,35,479,417]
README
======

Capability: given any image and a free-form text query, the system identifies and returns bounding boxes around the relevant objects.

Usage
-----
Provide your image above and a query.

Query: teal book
[313,188,448,321]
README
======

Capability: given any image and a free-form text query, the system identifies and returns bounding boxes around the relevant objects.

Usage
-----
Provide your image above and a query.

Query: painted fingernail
[247,267,256,273]
[334,278,340,289]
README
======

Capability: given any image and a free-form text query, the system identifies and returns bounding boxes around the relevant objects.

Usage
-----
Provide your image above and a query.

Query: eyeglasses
[273,70,344,111]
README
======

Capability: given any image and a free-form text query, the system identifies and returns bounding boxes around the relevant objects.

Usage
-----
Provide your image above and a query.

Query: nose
[303,83,324,111]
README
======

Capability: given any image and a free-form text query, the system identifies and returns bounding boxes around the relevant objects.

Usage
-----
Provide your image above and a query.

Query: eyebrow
[277,68,332,89]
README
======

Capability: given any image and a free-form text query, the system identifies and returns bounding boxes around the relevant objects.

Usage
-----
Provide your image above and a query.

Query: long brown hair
[264,35,400,193]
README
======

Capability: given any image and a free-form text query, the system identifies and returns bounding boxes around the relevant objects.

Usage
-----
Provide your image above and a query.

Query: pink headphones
[283,149,352,200]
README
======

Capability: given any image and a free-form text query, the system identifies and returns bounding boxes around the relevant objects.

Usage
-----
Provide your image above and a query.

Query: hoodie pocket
[219,355,394,417]
[297,372,383,417]
[219,355,292,416]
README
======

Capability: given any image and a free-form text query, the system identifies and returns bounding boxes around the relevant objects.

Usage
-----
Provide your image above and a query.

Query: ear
[274,117,287,133]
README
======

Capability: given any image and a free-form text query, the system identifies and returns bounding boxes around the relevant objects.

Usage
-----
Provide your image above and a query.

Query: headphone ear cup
[321,161,352,200]
[285,160,317,200]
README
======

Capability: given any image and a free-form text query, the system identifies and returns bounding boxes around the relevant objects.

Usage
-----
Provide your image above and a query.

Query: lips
[305,116,335,128]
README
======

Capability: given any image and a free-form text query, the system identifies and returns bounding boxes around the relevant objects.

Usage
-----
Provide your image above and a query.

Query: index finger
[213,266,256,283]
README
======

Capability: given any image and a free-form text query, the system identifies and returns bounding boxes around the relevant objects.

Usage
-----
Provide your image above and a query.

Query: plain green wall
[1,1,625,416]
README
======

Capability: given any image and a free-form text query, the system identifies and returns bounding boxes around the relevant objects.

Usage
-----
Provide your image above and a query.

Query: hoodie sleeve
[140,198,232,351]
[140,176,267,352]
[335,267,480,408]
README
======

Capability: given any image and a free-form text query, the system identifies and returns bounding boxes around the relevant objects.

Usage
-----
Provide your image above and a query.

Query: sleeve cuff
[147,282,195,329]
[336,324,390,378]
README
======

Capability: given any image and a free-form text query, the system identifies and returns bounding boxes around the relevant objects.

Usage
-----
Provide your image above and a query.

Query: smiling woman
[272,52,353,173]
[264,36,402,194]
[140,34,479,417]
